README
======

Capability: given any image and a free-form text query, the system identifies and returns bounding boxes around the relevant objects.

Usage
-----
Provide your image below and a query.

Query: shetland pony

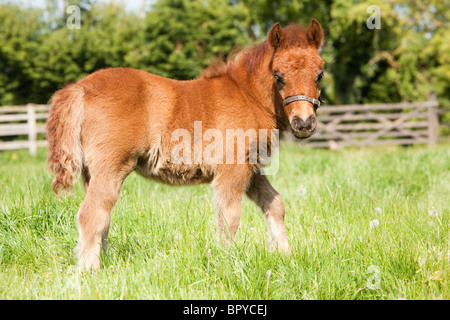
[47,20,324,270]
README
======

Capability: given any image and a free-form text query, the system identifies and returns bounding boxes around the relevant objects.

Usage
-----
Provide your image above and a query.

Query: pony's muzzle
[290,115,316,138]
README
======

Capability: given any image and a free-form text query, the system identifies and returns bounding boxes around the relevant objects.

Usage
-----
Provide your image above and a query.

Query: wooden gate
[305,94,439,148]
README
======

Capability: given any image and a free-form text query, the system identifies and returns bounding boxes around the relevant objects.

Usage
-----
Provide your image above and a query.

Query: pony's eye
[316,71,324,82]
[274,71,285,90]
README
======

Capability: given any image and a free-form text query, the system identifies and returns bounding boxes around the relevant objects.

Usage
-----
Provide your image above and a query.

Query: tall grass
[0,144,448,299]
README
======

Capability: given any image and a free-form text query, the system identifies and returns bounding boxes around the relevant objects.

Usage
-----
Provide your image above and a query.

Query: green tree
[0,0,448,116]
[0,5,42,105]
[27,2,145,103]
[142,0,249,79]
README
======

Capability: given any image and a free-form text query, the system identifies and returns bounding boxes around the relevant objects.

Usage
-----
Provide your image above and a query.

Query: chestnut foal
[47,20,324,270]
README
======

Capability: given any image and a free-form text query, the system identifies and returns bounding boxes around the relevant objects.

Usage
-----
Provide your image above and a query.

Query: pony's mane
[200,59,228,79]
[200,24,310,79]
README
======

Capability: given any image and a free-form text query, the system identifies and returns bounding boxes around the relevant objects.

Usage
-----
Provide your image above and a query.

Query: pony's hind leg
[76,159,135,271]
[246,170,291,254]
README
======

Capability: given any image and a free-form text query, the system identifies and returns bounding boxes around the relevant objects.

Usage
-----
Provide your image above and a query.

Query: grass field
[0,143,448,299]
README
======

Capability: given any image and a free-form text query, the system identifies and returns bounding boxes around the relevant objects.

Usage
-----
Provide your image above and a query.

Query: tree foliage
[0,0,448,116]
[142,0,249,79]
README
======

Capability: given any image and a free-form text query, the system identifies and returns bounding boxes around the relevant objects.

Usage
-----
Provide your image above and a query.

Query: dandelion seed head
[297,185,307,197]
[418,257,426,266]
[429,208,439,217]
[375,207,383,215]
[369,219,380,229]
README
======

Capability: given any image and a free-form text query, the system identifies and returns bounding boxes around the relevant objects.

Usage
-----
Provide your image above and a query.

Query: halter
[283,95,321,108]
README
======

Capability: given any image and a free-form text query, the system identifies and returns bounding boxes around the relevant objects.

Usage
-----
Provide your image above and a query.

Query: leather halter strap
[283,95,321,108]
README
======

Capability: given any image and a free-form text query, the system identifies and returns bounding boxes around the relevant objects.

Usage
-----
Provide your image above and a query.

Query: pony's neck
[227,42,288,131]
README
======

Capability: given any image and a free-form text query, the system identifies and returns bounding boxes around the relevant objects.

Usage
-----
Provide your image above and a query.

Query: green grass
[0,144,449,299]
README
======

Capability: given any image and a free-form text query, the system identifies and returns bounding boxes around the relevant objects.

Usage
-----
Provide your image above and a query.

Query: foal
[47,20,324,270]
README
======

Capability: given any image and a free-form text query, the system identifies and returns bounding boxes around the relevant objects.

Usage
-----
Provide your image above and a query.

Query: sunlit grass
[0,144,449,299]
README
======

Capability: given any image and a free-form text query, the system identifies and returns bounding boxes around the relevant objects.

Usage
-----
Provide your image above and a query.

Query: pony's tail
[46,83,85,197]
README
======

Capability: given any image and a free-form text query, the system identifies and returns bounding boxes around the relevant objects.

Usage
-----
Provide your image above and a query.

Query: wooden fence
[304,94,440,148]
[0,95,445,155]
[0,104,49,156]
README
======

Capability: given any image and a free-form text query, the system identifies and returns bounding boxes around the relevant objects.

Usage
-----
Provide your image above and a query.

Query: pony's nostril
[309,116,316,131]
[291,116,301,131]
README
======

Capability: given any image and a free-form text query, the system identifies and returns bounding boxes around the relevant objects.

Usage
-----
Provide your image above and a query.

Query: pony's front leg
[216,193,243,243]
[213,164,252,244]
[246,170,291,254]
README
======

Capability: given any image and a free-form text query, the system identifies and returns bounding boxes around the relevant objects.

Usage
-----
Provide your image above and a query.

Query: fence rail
[0,104,49,156]
[0,94,445,155]
[304,94,440,148]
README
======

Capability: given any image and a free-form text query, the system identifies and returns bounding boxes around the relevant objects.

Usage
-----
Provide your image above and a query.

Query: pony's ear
[268,22,285,48]
[307,19,323,49]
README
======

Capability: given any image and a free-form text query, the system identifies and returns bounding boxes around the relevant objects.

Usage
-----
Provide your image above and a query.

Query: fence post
[427,92,439,146]
[27,104,37,156]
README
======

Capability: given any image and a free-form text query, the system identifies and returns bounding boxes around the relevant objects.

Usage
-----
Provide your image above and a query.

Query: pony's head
[269,20,324,139]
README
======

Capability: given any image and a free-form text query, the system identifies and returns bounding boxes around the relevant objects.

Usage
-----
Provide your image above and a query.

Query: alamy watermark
[366,265,381,289]
[66,5,81,30]
[367,5,381,29]
[171,121,279,175]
